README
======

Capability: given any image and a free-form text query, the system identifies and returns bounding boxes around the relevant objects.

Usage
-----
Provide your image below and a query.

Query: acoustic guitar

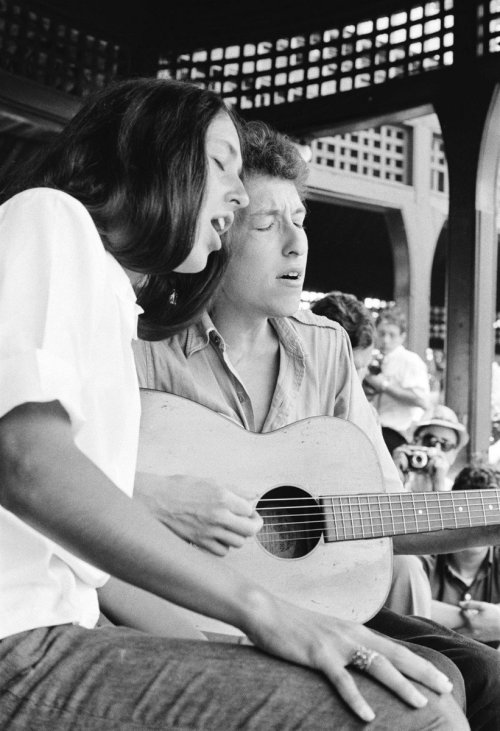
[137,389,500,637]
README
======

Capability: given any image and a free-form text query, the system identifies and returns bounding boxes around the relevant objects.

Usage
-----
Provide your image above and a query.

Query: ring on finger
[349,645,380,672]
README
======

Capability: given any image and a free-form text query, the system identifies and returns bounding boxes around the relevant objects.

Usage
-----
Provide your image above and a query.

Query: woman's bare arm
[98,577,206,639]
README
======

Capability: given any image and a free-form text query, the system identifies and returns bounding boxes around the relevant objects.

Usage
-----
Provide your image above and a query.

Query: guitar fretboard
[321,490,500,542]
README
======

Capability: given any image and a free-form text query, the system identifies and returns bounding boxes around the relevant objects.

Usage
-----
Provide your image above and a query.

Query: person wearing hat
[386,406,469,618]
[394,404,469,493]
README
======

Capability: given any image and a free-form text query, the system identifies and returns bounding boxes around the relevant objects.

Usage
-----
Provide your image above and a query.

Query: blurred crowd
[312,291,500,650]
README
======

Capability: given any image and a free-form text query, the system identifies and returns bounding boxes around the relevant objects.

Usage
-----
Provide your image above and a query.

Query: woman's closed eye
[212,157,225,171]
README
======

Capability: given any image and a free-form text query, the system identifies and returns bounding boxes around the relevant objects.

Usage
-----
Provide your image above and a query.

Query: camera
[367,351,383,376]
[395,444,435,473]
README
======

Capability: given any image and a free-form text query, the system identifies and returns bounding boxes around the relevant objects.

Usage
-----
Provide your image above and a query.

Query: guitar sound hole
[256,486,323,559]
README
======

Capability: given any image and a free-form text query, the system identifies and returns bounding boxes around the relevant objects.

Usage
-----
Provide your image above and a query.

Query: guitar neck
[321,489,500,542]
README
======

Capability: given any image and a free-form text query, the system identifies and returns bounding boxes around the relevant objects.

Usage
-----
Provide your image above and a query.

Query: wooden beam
[0,71,80,138]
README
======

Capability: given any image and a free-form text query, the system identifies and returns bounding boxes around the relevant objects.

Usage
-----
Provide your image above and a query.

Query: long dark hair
[1,78,236,339]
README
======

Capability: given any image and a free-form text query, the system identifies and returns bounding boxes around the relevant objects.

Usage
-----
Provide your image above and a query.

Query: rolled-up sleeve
[0,189,107,430]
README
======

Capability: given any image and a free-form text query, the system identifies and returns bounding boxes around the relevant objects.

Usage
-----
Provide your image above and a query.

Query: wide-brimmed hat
[413,404,469,450]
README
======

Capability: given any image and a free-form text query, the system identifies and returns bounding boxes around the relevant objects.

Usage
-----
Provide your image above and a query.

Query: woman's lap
[0,624,465,730]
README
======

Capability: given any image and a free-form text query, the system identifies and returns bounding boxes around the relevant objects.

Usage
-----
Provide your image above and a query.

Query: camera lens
[410,451,429,469]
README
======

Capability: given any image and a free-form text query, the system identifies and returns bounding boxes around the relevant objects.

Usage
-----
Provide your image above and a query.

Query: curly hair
[239,120,309,197]
[1,78,237,340]
[452,464,500,491]
[311,291,375,350]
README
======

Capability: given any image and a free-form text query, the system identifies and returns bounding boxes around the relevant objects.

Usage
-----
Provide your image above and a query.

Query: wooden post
[434,3,498,458]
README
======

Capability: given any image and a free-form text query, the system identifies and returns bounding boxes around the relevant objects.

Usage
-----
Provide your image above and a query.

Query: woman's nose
[227,176,249,209]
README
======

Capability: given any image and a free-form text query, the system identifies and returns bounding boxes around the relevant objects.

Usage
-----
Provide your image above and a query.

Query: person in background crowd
[394,404,469,493]
[364,305,431,455]
[421,464,500,650]
[311,290,376,380]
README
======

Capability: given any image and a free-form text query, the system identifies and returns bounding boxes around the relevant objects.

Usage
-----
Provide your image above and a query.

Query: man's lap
[367,607,500,730]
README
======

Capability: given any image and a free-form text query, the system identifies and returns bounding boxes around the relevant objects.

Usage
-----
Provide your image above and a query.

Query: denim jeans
[0,623,465,730]
[367,608,500,731]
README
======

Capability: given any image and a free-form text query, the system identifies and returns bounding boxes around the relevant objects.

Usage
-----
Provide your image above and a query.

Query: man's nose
[283,228,307,256]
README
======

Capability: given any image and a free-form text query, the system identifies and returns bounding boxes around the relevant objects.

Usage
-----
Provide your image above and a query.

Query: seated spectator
[364,305,431,455]
[421,463,500,649]
[393,404,469,493]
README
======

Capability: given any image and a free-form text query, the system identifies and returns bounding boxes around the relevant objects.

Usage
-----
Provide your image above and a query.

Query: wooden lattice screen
[158,0,456,111]
[0,0,126,96]
[477,0,500,55]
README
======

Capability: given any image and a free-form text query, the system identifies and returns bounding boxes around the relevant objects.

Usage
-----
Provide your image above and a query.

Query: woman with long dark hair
[0,79,465,729]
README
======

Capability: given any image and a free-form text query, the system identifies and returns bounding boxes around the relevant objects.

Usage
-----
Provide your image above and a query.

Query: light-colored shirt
[376,344,430,437]
[134,310,402,493]
[0,188,141,639]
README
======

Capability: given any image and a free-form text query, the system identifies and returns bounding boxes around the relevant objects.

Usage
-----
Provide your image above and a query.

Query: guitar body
[137,389,392,636]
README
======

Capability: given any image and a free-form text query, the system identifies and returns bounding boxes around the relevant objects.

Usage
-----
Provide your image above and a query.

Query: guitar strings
[256,492,500,541]
[257,515,500,542]
[257,501,499,516]
[257,500,500,518]
[256,490,500,503]
[257,505,500,520]
[258,511,500,527]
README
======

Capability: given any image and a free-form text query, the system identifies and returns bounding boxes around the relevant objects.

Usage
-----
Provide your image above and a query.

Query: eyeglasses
[419,433,458,452]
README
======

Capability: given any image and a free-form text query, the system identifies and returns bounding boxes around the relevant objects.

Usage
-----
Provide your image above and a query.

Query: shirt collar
[269,316,306,361]
[184,311,223,357]
[444,549,492,584]
[183,312,306,362]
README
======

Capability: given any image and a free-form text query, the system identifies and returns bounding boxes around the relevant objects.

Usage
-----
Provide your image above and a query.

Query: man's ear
[400,330,407,345]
